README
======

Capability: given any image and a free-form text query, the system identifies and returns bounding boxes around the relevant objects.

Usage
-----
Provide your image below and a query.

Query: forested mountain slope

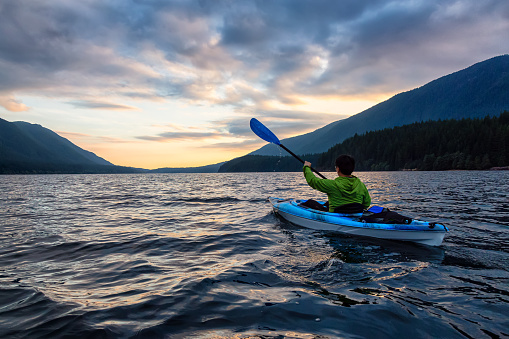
[220,112,509,172]
[0,118,142,174]
[252,55,509,156]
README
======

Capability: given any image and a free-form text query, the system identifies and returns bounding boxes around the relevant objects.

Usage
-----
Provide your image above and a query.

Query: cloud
[0,95,29,112]
[68,100,137,110]
[137,131,219,142]
[56,131,133,144]
[135,108,348,145]
[136,122,223,142]
[0,0,508,115]
[199,138,267,151]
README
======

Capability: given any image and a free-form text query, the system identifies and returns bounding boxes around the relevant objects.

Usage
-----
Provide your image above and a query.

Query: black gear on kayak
[361,208,413,224]
[299,200,365,214]
[299,199,329,211]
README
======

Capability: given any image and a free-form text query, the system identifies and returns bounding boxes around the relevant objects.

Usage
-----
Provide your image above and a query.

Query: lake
[0,171,508,338]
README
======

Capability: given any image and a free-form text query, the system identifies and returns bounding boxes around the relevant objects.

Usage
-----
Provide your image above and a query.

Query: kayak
[268,197,448,246]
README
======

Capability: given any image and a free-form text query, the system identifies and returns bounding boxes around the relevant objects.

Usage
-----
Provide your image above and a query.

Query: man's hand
[304,161,312,167]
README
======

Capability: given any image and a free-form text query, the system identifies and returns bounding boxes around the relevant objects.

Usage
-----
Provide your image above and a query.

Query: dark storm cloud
[0,0,508,111]
[219,0,382,47]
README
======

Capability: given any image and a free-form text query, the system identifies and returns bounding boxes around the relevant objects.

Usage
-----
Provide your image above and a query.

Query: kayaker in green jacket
[303,155,371,213]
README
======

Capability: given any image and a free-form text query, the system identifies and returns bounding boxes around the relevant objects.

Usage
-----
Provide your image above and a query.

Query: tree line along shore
[219,111,509,173]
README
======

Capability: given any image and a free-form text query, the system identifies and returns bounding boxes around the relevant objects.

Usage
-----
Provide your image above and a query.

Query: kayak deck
[268,197,448,246]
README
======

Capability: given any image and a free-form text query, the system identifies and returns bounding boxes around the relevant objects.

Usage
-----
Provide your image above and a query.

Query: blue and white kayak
[268,197,448,246]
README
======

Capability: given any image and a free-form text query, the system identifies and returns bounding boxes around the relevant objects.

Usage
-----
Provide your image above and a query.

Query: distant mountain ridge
[0,118,112,165]
[252,55,509,156]
[0,118,145,174]
[0,117,222,174]
[150,162,226,173]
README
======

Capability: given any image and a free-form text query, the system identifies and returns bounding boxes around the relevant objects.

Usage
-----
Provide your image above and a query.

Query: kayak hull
[268,197,448,246]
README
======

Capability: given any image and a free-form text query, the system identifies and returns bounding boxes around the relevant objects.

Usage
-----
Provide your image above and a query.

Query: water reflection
[0,172,507,338]
[323,233,446,265]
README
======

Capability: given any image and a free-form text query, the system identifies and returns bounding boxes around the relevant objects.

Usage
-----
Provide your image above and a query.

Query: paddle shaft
[279,143,327,179]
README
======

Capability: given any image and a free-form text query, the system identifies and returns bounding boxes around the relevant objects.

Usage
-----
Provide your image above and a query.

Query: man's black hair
[335,154,355,175]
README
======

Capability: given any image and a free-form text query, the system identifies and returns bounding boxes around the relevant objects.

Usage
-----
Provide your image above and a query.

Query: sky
[0,1,508,169]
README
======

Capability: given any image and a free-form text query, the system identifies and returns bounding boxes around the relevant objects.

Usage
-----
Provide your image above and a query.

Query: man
[303,155,371,213]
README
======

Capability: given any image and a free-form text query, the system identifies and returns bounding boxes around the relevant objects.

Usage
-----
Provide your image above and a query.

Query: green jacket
[303,166,371,212]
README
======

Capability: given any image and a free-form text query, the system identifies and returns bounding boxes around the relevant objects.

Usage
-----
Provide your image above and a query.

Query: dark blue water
[1,172,508,338]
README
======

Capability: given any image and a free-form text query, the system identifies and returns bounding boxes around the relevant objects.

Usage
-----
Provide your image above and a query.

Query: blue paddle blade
[250,118,281,145]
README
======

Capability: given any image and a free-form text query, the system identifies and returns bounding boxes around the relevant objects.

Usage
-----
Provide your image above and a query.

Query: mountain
[252,55,509,156]
[0,118,221,174]
[0,118,141,174]
[220,111,509,172]
[314,111,509,171]
[150,162,226,173]
[3,120,113,165]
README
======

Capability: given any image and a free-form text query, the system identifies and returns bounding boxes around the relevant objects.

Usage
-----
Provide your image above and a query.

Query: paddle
[250,118,327,179]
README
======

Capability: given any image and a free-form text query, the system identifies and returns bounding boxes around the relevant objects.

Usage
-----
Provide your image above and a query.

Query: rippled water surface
[1,172,508,338]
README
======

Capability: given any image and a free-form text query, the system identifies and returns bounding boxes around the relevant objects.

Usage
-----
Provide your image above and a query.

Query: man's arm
[303,162,334,193]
